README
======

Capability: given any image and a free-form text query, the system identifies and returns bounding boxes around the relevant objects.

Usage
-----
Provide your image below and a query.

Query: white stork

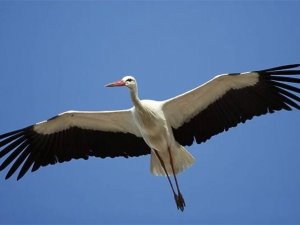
[1,64,300,211]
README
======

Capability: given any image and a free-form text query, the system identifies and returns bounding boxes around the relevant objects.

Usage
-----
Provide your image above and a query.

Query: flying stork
[1,64,300,211]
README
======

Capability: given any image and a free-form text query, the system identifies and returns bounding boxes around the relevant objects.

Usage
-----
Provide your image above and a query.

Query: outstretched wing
[0,110,150,180]
[162,64,300,146]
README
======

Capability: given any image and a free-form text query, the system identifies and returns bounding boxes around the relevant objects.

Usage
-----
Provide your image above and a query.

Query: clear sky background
[1,1,300,224]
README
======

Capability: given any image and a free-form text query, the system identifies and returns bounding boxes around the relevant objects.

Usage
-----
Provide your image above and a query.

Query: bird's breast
[132,102,170,150]
[134,108,164,134]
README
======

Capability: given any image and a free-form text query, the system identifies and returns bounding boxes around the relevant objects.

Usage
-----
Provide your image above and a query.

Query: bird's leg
[153,150,177,196]
[167,147,185,211]
[153,150,184,211]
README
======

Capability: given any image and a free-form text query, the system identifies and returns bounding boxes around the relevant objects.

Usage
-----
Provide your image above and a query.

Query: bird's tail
[150,145,195,176]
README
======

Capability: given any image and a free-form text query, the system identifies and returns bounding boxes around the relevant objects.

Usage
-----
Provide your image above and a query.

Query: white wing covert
[162,64,300,146]
[0,110,150,180]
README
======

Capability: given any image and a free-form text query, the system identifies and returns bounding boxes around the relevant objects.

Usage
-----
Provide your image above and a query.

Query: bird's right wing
[162,64,300,146]
[0,109,150,180]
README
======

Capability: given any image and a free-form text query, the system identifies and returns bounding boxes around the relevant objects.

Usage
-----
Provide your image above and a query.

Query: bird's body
[132,99,167,150]
[132,99,194,176]
[1,64,300,211]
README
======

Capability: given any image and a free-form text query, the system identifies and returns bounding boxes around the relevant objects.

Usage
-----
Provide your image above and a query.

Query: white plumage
[1,64,300,211]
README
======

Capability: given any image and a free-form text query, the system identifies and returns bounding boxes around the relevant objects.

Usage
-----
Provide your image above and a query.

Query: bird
[1,64,300,211]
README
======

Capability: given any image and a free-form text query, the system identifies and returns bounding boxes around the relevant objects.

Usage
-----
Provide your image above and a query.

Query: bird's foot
[174,192,186,212]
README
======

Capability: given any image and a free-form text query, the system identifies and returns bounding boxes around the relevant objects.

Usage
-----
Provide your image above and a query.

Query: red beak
[105,80,126,87]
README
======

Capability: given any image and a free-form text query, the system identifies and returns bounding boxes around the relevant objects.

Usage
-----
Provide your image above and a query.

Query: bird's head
[105,76,137,90]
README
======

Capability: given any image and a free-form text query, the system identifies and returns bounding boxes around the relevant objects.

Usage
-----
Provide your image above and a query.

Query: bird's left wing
[0,110,150,180]
[162,64,300,146]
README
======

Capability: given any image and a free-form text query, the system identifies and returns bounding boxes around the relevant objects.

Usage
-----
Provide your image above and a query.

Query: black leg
[153,149,185,211]
[167,147,186,211]
[153,150,177,196]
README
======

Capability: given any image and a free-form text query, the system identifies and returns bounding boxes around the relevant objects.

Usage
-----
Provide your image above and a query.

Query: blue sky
[1,1,300,224]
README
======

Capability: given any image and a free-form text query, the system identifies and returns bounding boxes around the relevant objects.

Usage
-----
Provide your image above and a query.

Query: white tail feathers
[150,145,195,176]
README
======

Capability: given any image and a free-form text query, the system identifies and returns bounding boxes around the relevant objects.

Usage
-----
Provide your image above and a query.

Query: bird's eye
[126,78,133,82]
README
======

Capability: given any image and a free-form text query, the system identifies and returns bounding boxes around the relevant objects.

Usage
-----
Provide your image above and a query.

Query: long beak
[105,80,126,87]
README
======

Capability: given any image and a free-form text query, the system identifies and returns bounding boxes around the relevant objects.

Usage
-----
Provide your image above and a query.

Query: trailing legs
[153,149,185,211]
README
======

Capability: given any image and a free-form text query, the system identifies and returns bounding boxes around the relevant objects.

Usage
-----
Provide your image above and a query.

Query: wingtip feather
[259,64,300,72]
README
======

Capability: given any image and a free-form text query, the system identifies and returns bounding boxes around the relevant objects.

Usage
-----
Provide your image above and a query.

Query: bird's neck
[129,86,142,108]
